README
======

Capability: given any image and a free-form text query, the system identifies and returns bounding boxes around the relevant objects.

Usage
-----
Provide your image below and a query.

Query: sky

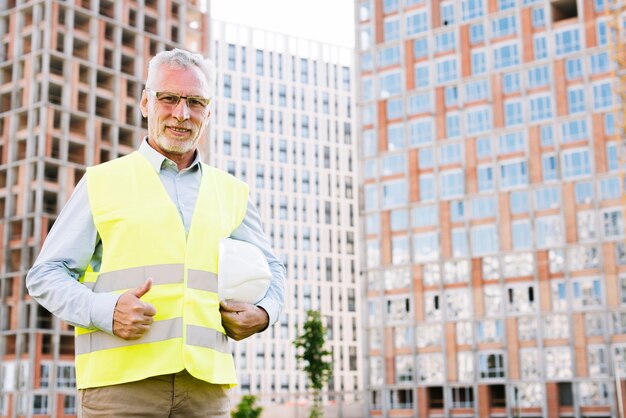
[211,0,355,48]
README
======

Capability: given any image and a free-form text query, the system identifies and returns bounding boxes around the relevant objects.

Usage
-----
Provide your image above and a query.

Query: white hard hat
[218,238,271,304]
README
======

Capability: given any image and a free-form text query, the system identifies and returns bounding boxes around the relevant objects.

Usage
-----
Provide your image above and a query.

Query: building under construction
[0,0,208,416]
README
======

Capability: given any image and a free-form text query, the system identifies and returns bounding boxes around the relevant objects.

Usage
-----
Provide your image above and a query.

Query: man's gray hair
[146,48,215,97]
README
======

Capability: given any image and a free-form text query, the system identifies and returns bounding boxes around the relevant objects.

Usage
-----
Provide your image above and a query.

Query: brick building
[0,1,208,416]
[356,0,626,417]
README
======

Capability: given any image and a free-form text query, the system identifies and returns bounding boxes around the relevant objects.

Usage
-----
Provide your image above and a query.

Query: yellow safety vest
[74,151,249,389]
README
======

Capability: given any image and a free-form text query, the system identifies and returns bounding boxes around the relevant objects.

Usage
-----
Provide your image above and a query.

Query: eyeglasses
[145,88,211,111]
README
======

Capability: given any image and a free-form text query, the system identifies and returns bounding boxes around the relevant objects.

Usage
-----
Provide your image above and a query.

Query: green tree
[231,395,263,418]
[293,310,333,418]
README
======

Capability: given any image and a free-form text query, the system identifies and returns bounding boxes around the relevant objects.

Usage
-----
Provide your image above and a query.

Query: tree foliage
[231,395,263,418]
[294,310,333,418]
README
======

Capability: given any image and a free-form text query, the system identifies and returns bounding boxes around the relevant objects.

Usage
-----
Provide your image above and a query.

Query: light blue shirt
[26,139,285,335]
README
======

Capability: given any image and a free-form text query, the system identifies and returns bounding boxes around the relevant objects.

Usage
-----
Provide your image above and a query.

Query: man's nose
[171,99,190,120]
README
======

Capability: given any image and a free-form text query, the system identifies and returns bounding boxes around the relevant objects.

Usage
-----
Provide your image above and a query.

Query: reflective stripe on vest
[75,319,230,355]
[77,151,249,389]
[81,264,217,293]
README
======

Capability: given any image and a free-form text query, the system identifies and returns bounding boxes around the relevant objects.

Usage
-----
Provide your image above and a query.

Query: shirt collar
[138,137,202,173]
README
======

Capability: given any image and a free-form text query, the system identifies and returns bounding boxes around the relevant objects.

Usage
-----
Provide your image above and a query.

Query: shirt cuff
[90,292,122,335]
[256,298,279,328]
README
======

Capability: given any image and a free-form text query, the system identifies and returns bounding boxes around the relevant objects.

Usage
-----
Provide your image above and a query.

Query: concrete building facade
[356,0,626,417]
[0,0,208,416]
[209,21,362,411]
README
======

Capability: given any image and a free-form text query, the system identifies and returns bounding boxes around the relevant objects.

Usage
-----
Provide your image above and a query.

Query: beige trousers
[78,370,230,418]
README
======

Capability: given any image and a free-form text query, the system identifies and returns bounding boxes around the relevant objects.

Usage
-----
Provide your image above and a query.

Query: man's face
[140,64,211,162]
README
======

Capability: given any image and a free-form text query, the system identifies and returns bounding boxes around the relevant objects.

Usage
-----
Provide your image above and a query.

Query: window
[441,1,455,25]
[471,50,487,75]
[596,20,608,45]
[413,232,439,262]
[223,74,232,98]
[534,34,548,60]
[419,174,436,201]
[387,98,403,119]
[504,100,523,126]
[465,79,489,102]
[383,0,399,13]
[484,286,503,317]
[412,205,438,227]
[502,72,520,93]
[493,42,519,69]
[545,347,572,379]
[561,119,587,143]
[476,137,492,158]
[383,18,400,41]
[419,148,435,168]
[577,211,597,242]
[445,86,458,106]
[452,228,469,257]
[540,125,554,146]
[499,160,528,189]
[435,31,456,53]
[479,352,505,379]
[417,354,445,383]
[575,181,594,204]
[510,191,529,214]
[470,23,485,44]
[414,38,429,58]
[561,148,592,179]
[408,92,432,114]
[508,283,535,313]
[593,81,613,109]
[565,57,583,79]
[567,87,585,114]
[472,196,497,219]
[439,142,463,165]
[572,277,602,309]
[591,51,610,74]
[436,58,458,83]
[466,107,491,134]
[392,236,410,264]
[534,187,560,211]
[440,170,465,199]
[471,224,498,255]
[512,221,532,249]
[462,0,484,20]
[446,113,461,138]
[407,11,429,35]
[536,216,563,248]
[33,395,49,415]
[378,46,401,68]
[532,7,545,27]
[387,123,405,150]
[379,71,402,98]
[555,28,580,56]
[579,382,610,406]
[477,165,494,192]
[527,65,549,88]
[603,208,625,238]
[382,154,406,176]
[382,180,407,208]
[542,154,558,181]
[529,95,553,121]
[414,64,430,88]
[410,118,434,145]
[520,349,541,379]
[607,142,619,172]
[491,15,516,38]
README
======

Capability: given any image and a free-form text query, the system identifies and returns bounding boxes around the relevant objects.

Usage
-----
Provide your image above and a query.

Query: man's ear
[140,90,149,118]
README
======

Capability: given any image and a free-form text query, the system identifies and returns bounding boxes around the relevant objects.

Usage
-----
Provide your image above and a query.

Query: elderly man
[26,48,285,417]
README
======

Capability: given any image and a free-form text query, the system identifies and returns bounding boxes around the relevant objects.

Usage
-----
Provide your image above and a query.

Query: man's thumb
[133,278,153,299]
